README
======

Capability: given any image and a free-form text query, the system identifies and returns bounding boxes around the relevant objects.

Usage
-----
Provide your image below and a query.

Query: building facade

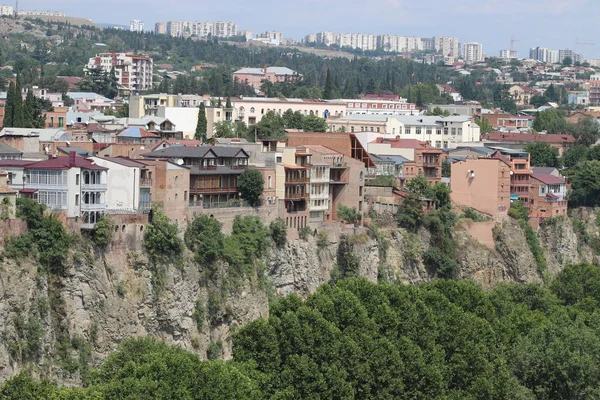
[233,67,301,90]
[86,53,153,92]
[130,20,144,32]
[463,42,484,63]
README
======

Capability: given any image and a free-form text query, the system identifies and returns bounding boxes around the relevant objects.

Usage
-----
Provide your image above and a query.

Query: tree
[524,142,560,168]
[23,90,44,129]
[185,215,224,265]
[237,169,264,207]
[2,81,15,128]
[532,109,568,134]
[144,209,184,263]
[115,102,129,118]
[92,215,114,248]
[343,75,358,98]
[562,144,589,168]
[475,117,493,134]
[226,96,232,108]
[571,116,600,146]
[282,109,304,129]
[12,75,24,128]
[426,107,450,116]
[568,160,600,207]
[336,205,361,224]
[529,95,550,108]
[195,103,207,141]
[562,56,573,66]
[301,114,328,132]
[250,111,285,140]
[322,68,337,99]
[544,84,558,102]
[499,99,517,114]
[269,218,287,248]
[214,121,236,138]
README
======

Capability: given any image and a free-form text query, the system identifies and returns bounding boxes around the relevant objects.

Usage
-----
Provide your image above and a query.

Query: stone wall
[0,219,27,246]
[187,203,279,234]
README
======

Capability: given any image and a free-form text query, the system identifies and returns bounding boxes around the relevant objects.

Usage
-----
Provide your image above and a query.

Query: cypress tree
[226,96,232,108]
[12,75,24,128]
[3,81,15,127]
[323,68,337,100]
[195,103,208,142]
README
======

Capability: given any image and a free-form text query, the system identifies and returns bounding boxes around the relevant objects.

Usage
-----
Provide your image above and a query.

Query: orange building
[530,173,568,219]
[450,158,511,218]
[403,146,445,184]
[44,107,69,129]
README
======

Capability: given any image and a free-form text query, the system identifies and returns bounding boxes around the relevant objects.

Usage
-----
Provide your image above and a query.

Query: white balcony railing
[82,183,108,191]
[81,203,107,212]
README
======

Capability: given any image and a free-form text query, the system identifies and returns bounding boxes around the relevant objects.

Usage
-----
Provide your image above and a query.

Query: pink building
[233,66,301,90]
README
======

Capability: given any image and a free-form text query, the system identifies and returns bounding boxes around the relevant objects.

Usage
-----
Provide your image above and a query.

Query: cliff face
[1,211,599,383]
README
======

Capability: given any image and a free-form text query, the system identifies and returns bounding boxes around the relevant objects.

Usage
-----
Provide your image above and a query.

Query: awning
[510,194,519,200]
[20,188,38,193]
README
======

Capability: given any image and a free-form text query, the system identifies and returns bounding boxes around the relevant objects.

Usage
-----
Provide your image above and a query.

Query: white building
[154,22,167,35]
[86,52,153,92]
[15,10,66,17]
[336,99,417,116]
[239,30,253,40]
[433,36,460,57]
[157,107,199,138]
[463,42,484,63]
[23,156,108,227]
[0,5,13,16]
[164,20,237,38]
[499,49,517,59]
[256,31,283,46]
[130,20,144,33]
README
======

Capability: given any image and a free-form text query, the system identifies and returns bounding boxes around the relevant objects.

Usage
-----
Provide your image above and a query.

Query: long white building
[162,20,238,38]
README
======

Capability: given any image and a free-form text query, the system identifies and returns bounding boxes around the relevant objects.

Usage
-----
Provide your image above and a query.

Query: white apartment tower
[0,5,13,16]
[86,53,153,93]
[130,20,144,33]
[463,42,484,62]
[155,22,167,35]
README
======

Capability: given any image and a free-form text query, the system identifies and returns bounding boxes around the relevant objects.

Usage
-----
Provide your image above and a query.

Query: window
[426,128,432,135]
[351,126,355,133]
[435,141,441,148]
[371,104,376,108]
[458,128,463,136]
[376,127,380,133]
[416,128,422,135]
[383,104,388,109]
[444,128,449,135]
[443,141,448,147]
[49,117,54,127]
[75,194,79,206]
[276,156,282,163]
[250,107,255,113]
[405,127,411,135]
[451,128,456,135]
[436,128,442,135]
[58,117,64,128]
[268,176,272,189]
[174,175,178,183]
[76,174,80,185]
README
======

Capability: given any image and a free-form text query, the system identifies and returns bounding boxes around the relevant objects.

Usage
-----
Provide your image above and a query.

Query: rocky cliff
[1,210,600,383]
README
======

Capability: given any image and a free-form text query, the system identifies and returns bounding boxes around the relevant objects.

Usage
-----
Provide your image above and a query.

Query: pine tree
[3,81,15,128]
[23,89,36,128]
[12,76,24,128]
[343,75,358,98]
[323,68,337,100]
[195,103,208,142]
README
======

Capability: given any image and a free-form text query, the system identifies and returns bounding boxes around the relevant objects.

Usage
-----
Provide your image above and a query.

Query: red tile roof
[371,137,424,149]
[531,173,565,185]
[25,156,106,170]
[485,132,576,144]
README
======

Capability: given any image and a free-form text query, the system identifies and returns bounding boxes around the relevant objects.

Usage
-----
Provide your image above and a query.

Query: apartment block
[154,22,167,35]
[130,20,144,33]
[86,52,153,93]
[163,20,237,38]
[403,145,445,184]
[463,42,484,63]
[0,5,13,16]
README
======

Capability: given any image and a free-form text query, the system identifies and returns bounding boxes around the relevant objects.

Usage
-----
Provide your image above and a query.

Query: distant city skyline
[11,0,600,59]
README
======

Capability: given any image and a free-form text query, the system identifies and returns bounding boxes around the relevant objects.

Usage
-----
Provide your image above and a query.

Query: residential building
[446,146,495,160]
[90,157,152,212]
[433,36,460,58]
[205,105,237,138]
[559,49,583,64]
[568,91,589,105]
[0,142,23,160]
[463,42,484,63]
[450,157,511,218]
[130,20,144,33]
[129,93,207,118]
[256,31,284,46]
[66,92,115,112]
[154,22,167,35]
[86,52,153,92]
[426,103,482,116]
[232,66,301,90]
[0,127,71,154]
[491,150,532,205]
[530,173,568,219]
[508,85,540,106]
[117,127,161,145]
[277,146,311,229]
[339,98,417,117]
[403,145,445,184]
[232,97,346,126]
[142,146,250,209]
[480,112,533,131]
[15,10,66,17]
[22,155,108,227]
[499,49,518,59]
[44,106,69,129]
[163,20,237,38]
[239,30,253,40]
[436,84,463,103]
[589,74,600,105]
[327,114,481,146]
[0,5,14,16]
[483,132,575,156]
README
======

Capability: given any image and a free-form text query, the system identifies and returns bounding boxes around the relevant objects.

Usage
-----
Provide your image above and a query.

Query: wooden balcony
[285,192,309,201]
[190,186,238,194]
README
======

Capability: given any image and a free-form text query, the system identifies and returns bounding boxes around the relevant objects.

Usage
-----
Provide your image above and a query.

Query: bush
[193,300,206,332]
[423,247,457,277]
[144,209,184,264]
[462,207,484,222]
[396,193,423,231]
[316,231,329,249]
[185,215,224,265]
[337,205,361,224]
[269,218,287,248]
[508,201,529,222]
[92,215,113,248]
[3,234,33,260]
[206,342,222,360]
[298,226,312,241]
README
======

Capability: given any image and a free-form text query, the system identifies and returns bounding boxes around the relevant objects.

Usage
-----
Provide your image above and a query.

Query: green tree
[2,80,15,128]
[249,111,285,140]
[269,218,287,248]
[529,95,550,108]
[301,114,328,132]
[532,109,568,134]
[475,117,493,134]
[92,215,113,248]
[336,205,361,224]
[562,56,573,66]
[343,75,358,98]
[282,109,304,129]
[12,75,24,128]
[144,209,184,263]
[213,121,236,138]
[568,160,600,207]
[185,215,224,265]
[322,68,338,99]
[195,103,207,141]
[562,144,589,168]
[237,169,264,207]
[524,142,560,168]
[571,116,600,146]
[544,84,558,102]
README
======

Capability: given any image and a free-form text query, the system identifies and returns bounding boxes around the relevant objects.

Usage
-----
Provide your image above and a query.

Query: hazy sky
[17,0,600,58]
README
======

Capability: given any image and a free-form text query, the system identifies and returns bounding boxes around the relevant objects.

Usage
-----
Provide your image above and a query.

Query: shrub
[269,218,287,248]
[462,207,484,222]
[316,231,329,249]
[185,215,224,265]
[144,209,184,264]
[92,215,113,248]
[298,226,312,241]
[193,300,206,332]
[396,194,423,231]
[423,247,457,277]
[116,281,127,298]
[3,234,33,260]
[206,342,222,360]
[337,205,361,225]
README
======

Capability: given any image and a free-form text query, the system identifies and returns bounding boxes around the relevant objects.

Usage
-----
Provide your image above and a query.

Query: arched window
[359,171,364,181]
[250,107,255,113]
[268,176,272,189]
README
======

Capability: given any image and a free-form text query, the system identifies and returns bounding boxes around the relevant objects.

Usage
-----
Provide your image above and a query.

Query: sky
[16,0,600,58]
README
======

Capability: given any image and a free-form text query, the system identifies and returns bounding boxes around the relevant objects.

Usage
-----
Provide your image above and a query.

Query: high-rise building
[130,20,144,33]
[154,22,167,35]
[434,37,460,57]
[499,49,518,59]
[163,20,237,38]
[0,5,13,16]
[559,49,583,63]
[86,52,153,93]
[463,42,484,62]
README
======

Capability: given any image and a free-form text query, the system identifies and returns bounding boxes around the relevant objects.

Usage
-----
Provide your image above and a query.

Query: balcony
[331,162,347,169]
[286,177,310,184]
[82,183,107,191]
[423,161,439,168]
[285,192,309,201]
[140,178,152,188]
[81,203,107,212]
[190,187,238,194]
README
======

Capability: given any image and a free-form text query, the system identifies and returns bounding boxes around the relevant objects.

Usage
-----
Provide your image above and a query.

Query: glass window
[405,127,411,135]
[444,128,449,135]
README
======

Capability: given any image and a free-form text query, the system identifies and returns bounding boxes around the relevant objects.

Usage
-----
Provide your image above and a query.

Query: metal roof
[234,67,298,76]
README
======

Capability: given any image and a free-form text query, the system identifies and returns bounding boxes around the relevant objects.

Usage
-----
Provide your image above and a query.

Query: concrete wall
[451,158,510,217]
[158,107,199,138]
[90,157,140,210]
